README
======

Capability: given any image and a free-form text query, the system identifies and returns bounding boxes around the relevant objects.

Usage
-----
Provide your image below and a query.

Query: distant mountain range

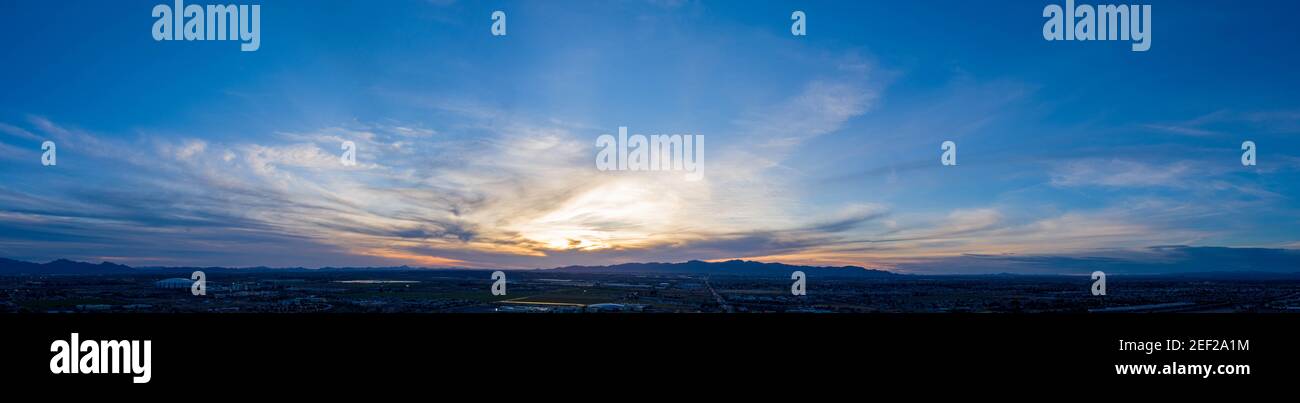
[0,257,893,278]
[553,259,896,278]
[0,258,136,275]
[0,258,418,275]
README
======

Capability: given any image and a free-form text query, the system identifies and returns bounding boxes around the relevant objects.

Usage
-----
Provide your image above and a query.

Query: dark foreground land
[4,268,1300,313]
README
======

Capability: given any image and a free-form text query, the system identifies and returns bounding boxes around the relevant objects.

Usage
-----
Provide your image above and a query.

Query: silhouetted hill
[0,258,135,275]
[552,259,897,278]
[0,257,448,275]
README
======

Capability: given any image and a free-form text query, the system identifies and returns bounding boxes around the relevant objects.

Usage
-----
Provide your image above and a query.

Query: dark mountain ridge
[552,259,896,278]
[0,257,894,278]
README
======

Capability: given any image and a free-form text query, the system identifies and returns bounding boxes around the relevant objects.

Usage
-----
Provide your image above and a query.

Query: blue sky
[1,0,1298,273]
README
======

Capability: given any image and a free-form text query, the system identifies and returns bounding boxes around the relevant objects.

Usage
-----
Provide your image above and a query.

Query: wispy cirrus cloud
[1050,159,1194,188]
[1144,108,1300,137]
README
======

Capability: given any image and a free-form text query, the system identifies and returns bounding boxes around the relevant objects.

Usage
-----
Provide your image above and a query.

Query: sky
[0,0,1298,274]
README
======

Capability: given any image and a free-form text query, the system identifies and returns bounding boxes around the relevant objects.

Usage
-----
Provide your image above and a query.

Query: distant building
[155,278,191,289]
[585,303,624,312]
[585,303,647,312]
